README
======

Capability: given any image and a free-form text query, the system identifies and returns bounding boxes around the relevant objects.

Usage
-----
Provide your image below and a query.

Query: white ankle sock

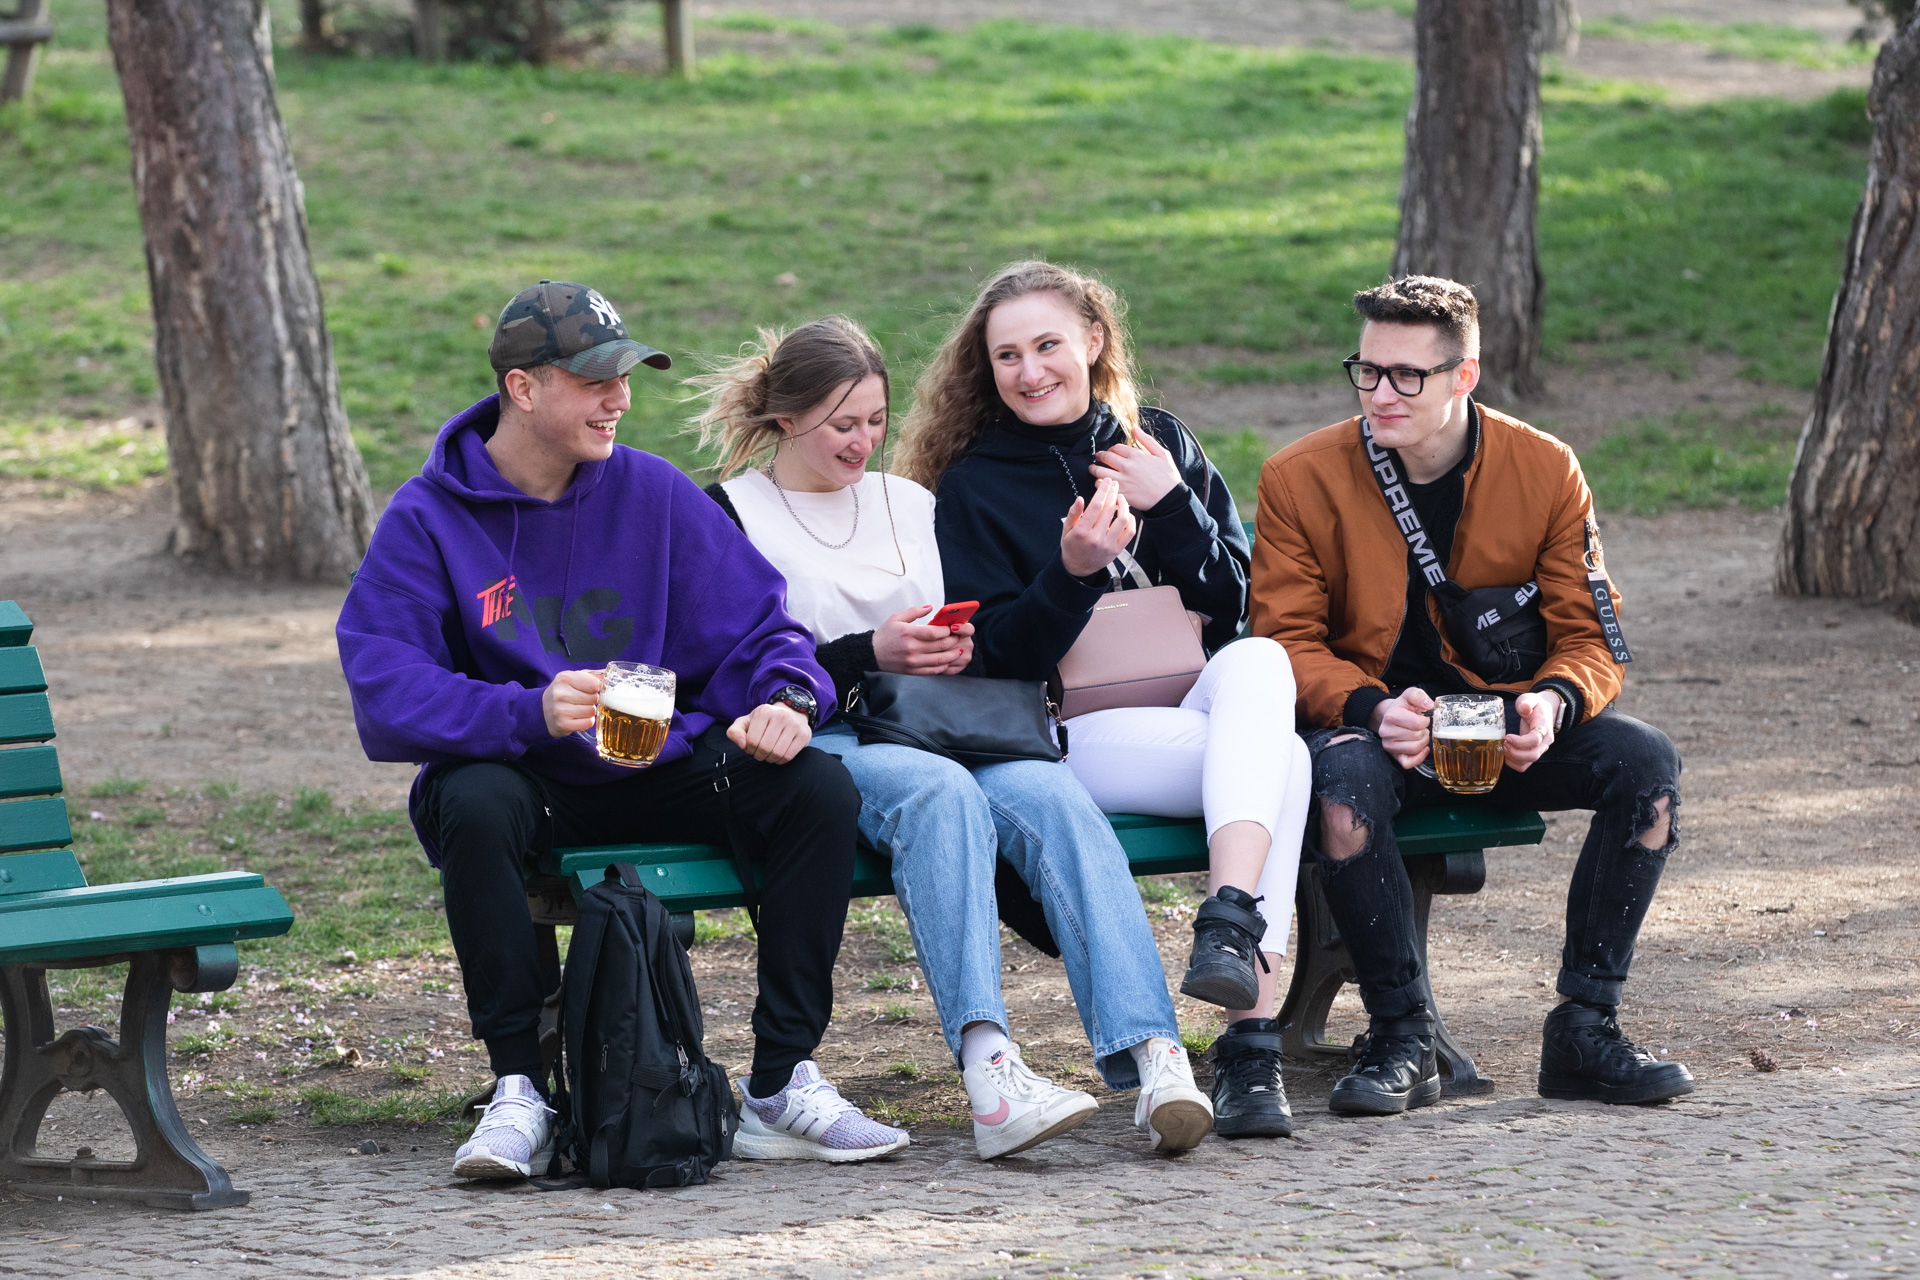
[1129,1036,1179,1075]
[959,1021,1012,1069]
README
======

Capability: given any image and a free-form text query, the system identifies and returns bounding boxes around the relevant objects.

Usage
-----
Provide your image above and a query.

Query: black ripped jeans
[420,724,861,1094]
[1305,707,1681,1018]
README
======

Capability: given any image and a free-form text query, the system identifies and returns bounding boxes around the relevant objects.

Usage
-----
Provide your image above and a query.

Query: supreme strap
[1358,416,1629,666]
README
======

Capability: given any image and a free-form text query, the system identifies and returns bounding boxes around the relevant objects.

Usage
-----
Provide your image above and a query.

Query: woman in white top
[693,316,1214,1160]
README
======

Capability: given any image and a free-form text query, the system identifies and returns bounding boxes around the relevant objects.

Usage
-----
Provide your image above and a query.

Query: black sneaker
[1179,886,1269,1010]
[1538,1001,1695,1105]
[1209,1018,1293,1138]
[1328,1012,1442,1116]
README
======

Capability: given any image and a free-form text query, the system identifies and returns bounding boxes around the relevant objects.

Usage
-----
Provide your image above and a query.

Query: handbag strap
[1358,414,1630,666]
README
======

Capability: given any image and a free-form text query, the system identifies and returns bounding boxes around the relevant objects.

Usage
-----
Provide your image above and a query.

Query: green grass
[298,1083,471,1126]
[1581,406,1802,515]
[1582,18,1879,70]
[0,8,1869,498]
[70,786,450,970]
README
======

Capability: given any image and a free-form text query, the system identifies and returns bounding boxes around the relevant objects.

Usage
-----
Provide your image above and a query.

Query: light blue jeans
[814,723,1178,1090]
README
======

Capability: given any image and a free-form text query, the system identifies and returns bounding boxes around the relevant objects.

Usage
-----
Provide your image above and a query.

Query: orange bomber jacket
[1250,403,1625,730]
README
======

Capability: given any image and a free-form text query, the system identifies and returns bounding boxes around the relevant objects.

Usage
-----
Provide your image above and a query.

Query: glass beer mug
[596,662,675,768]
[1422,693,1505,795]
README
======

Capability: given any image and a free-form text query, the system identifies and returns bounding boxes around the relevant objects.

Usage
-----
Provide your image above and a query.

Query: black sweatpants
[420,724,861,1092]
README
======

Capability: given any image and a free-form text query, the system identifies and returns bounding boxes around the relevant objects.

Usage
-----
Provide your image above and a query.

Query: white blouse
[723,469,946,645]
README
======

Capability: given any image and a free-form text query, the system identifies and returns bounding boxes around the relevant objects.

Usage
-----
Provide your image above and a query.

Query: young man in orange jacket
[1252,276,1692,1115]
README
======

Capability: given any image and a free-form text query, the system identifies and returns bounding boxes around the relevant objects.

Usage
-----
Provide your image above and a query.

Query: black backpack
[554,864,737,1188]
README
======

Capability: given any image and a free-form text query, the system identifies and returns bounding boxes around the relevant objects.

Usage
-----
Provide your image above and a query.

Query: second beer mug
[1427,693,1505,795]
[597,662,674,768]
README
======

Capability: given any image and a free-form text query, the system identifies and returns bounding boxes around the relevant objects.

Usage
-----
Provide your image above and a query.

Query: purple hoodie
[336,395,833,862]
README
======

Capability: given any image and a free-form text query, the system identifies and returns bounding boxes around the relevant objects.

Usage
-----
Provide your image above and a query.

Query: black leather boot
[1328,1011,1442,1116]
[1538,1000,1695,1105]
[1209,1018,1292,1138]
[1179,886,1269,1010]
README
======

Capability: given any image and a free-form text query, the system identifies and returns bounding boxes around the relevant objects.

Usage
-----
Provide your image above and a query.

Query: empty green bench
[0,600,295,1211]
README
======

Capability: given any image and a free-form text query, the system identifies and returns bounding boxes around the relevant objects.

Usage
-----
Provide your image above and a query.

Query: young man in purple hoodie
[337,282,910,1180]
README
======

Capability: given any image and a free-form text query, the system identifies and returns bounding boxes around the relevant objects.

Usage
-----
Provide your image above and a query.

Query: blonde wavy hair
[899,260,1142,490]
[686,315,890,480]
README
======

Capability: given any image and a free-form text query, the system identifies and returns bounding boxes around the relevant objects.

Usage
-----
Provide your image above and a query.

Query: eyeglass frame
[1341,352,1467,397]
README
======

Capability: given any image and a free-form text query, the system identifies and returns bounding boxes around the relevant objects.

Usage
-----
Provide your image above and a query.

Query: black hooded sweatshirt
[934,401,1250,680]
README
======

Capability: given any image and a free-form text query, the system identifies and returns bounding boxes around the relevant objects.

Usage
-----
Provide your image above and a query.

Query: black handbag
[838,672,1067,767]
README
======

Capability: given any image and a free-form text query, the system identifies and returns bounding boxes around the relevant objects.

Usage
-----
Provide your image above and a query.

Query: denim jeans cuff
[1094,1029,1179,1092]
[1557,970,1624,1008]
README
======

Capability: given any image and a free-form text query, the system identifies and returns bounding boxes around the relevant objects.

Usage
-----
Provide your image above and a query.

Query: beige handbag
[1052,577,1207,720]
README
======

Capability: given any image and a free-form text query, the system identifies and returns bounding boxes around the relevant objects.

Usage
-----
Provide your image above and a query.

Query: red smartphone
[920,601,979,630]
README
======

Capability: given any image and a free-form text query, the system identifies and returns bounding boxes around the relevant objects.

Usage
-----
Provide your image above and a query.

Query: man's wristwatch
[767,685,818,728]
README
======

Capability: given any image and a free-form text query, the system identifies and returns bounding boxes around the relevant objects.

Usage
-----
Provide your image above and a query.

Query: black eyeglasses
[1342,353,1465,396]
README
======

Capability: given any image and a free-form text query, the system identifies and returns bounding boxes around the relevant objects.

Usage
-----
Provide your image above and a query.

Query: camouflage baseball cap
[487,281,671,379]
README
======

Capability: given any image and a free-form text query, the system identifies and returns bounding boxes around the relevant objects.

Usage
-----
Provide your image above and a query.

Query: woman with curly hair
[693,314,1213,1157]
[901,261,1311,1140]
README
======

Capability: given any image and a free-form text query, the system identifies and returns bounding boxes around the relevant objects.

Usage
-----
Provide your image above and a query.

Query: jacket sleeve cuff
[508,685,551,755]
[1531,677,1583,728]
[1140,482,1194,522]
[1041,555,1112,610]
[1343,685,1392,730]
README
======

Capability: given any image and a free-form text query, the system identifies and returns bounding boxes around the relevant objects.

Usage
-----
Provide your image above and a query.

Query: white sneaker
[963,1044,1099,1160]
[733,1060,911,1162]
[1132,1037,1213,1153]
[453,1075,556,1179]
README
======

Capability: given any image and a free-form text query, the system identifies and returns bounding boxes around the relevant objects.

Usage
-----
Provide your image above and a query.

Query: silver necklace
[766,456,860,550]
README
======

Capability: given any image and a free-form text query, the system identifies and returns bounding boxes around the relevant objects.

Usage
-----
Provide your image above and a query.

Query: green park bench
[0,600,295,1211]
[525,522,1546,1094]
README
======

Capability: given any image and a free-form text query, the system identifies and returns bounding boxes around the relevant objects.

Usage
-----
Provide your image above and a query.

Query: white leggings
[1063,636,1310,954]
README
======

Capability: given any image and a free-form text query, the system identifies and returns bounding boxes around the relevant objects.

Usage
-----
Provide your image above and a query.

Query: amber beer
[596,663,674,768]
[1427,693,1506,795]
[1431,727,1504,794]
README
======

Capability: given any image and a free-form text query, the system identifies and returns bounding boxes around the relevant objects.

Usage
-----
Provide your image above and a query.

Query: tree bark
[1777,13,1920,615]
[106,0,374,582]
[1393,0,1545,403]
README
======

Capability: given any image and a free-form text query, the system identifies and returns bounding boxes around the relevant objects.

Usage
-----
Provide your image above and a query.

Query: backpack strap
[708,749,763,932]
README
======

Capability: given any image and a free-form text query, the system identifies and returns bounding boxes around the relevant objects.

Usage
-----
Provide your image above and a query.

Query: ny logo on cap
[586,290,621,329]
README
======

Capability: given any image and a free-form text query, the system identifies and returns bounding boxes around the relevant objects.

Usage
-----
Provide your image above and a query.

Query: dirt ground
[698,0,1878,102]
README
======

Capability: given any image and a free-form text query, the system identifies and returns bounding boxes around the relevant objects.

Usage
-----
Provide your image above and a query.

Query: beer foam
[1435,725,1505,740]
[602,682,673,720]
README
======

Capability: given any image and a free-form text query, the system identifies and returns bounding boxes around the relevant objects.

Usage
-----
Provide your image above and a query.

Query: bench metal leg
[1275,854,1493,1095]
[0,947,248,1210]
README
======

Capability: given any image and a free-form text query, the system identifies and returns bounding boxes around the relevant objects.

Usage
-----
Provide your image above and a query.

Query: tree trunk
[297,0,328,50]
[1393,0,1545,403]
[1777,13,1920,616]
[106,0,374,582]
[1537,0,1577,57]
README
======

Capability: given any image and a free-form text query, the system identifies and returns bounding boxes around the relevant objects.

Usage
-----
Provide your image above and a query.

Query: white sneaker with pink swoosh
[962,1044,1099,1160]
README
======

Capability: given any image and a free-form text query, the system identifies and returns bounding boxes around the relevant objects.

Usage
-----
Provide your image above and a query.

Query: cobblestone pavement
[3,1052,1916,1279]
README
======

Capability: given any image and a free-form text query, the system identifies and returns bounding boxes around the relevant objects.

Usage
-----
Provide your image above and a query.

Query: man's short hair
[1353,276,1480,359]
[495,362,557,405]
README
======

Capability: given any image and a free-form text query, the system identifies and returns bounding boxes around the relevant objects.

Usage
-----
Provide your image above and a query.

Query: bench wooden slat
[555,805,1545,914]
[0,21,56,44]
[0,602,29,648]
[0,744,61,800]
[0,849,87,896]
[0,647,46,695]
[0,881,294,965]
[1396,806,1545,854]
[0,869,273,915]
[0,691,54,744]
[0,794,71,853]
